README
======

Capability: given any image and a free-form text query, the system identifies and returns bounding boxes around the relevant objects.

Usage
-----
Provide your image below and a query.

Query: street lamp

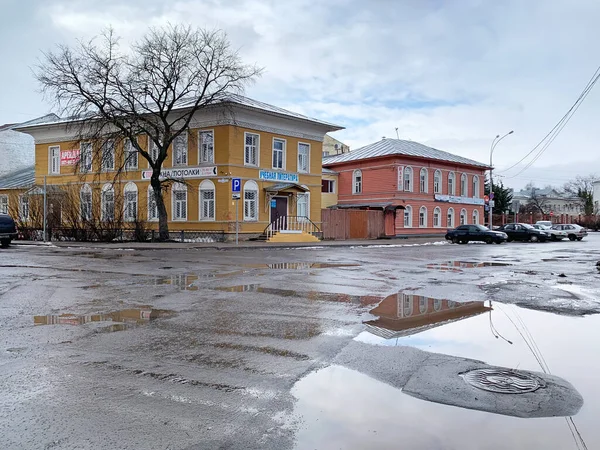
[489,131,514,228]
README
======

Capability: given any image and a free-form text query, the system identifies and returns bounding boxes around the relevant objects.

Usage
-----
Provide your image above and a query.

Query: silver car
[532,224,566,241]
[551,224,588,241]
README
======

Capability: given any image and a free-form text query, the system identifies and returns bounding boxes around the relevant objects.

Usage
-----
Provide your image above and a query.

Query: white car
[532,224,566,241]
[535,220,553,229]
[552,224,588,241]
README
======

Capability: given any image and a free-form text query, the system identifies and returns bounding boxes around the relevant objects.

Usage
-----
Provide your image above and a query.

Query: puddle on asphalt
[243,262,360,269]
[34,308,175,331]
[142,271,249,291]
[426,261,512,272]
[290,293,599,449]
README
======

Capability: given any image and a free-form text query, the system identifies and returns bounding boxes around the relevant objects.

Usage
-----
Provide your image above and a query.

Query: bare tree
[521,185,550,215]
[563,174,597,216]
[36,25,261,240]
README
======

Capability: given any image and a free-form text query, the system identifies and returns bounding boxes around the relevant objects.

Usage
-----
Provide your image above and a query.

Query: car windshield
[521,223,534,229]
[473,224,489,231]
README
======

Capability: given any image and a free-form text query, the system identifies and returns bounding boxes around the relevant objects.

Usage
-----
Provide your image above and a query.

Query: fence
[322,209,385,240]
[264,216,321,240]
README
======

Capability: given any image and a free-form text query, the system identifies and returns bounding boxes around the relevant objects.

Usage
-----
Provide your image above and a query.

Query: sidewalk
[14,237,447,251]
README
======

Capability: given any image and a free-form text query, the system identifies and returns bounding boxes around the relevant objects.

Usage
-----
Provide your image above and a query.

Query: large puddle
[426,260,512,272]
[291,292,599,449]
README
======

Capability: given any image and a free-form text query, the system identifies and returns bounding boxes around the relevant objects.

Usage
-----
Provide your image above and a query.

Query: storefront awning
[264,183,309,193]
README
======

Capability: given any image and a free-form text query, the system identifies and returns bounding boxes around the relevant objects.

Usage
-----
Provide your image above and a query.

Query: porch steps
[267,231,320,243]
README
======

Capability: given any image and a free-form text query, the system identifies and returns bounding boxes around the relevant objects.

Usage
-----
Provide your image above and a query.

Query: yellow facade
[321,172,339,209]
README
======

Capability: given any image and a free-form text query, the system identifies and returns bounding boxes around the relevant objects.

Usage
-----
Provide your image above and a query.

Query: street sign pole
[231,178,241,246]
[235,198,239,246]
[43,175,47,242]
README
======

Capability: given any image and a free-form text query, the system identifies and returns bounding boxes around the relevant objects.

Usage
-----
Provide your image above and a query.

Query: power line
[499,65,600,177]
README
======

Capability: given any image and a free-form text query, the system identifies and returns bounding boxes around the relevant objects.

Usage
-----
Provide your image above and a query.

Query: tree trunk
[151,175,169,241]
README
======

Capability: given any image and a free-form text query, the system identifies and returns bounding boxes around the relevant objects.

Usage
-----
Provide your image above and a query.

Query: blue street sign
[270,199,277,208]
[232,178,241,193]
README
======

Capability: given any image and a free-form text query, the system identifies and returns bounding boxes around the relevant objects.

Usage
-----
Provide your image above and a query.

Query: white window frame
[272,138,286,170]
[353,169,363,194]
[420,168,428,193]
[199,179,216,221]
[404,166,413,192]
[49,145,60,174]
[125,139,139,170]
[172,182,188,221]
[322,179,335,193]
[80,184,92,221]
[419,206,427,228]
[472,175,480,198]
[297,192,310,219]
[244,132,259,167]
[19,195,29,221]
[433,207,441,228]
[243,180,259,221]
[101,184,115,222]
[198,130,214,164]
[101,140,115,172]
[447,207,455,228]
[148,136,160,167]
[434,170,442,194]
[472,209,480,225]
[173,132,188,167]
[0,195,8,215]
[80,142,92,172]
[460,208,467,225]
[448,172,455,195]
[397,166,404,191]
[404,205,412,228]
[148,186,159,222]
[124,182,138,222]
[461,173,468,197]
[298,142,310,173]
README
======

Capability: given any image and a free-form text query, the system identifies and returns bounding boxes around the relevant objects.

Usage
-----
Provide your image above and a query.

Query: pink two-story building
[323,139,490,236]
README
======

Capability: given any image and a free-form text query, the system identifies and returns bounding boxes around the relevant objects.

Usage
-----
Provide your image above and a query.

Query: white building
[512,187,584,216]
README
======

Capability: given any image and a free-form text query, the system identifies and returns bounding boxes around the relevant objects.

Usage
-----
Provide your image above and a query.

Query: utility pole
[489,131,514,228]
[43,176,47,242]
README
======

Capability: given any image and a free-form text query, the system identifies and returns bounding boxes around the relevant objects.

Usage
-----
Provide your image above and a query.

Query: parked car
[445,224,508,244]
[496,223,548,242]
[0,214,17,248]
[552,224,588,241]
[535,220,553,229]
[532,224,567,241]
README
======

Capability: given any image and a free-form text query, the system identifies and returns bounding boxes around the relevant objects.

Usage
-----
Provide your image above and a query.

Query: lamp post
[489,131,514,228]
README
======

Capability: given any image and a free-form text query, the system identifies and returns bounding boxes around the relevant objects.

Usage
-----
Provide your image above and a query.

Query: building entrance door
[270,196,288,230]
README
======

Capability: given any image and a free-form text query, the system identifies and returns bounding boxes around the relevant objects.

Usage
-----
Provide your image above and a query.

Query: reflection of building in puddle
[34,309,175,331]
[243,263,360,270]
[426,261,511,272]
[152,271,249,290]
[215,285,380,306]
[365,293,491,339]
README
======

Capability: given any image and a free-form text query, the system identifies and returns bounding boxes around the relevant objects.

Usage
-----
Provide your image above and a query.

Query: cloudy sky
[1,0,600,189]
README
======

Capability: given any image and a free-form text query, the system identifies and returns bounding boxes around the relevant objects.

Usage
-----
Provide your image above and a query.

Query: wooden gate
[322,209,386,240]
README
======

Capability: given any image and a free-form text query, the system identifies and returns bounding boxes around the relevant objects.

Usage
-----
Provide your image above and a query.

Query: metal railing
[264,216,321,240]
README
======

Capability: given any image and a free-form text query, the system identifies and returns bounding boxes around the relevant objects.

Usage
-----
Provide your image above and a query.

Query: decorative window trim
[403,166,413,192]
[148,186,159,222]
[420,168,428,193]
[353,169,363,194]
[447,207,455,228]
[433,170,442,194]
[80,142,92,172]
[433,207,441,228]
[199,179,216,221]
[460,208,468,225]
[101,183,115,222]
[124,139,139,170]
[448,172,456,196]
[172,182,188,221]
[198,129,215,164]
[101,140,115,172]
[272,137,286,170]
[297,192,310,219]
[0,194,8,215]
[404,205,413,228]
[49,145,60,175]
[173,132,189,167]
[243,180,259,221]
[460,173,468,197]
[419,206,427,228]
[123,182,138,222]
[244,132,260,167]
[298,142,310,173]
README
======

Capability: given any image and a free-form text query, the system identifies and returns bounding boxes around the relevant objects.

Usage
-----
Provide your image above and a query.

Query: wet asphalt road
[1,235,599,449]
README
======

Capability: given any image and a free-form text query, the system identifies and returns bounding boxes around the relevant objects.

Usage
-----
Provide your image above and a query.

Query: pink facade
[325,155,488,235]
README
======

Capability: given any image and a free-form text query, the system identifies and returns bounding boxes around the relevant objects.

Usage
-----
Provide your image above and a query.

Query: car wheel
[485,237,493,244]
[495,240,503,244]
[506,238,513,243]
[550,235,557,241]
[568,235,576,241]
[0,239,10,248]
[530,235,539,243]
[577,237,583,241]
[451,237,458,244]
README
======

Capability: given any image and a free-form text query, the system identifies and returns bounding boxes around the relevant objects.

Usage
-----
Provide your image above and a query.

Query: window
[460,208,467,225]
[448,172,455,195]
[244,133,259,166]
[298,143,310,173]
[272,138,285,169]
[434,170,441,194]
[101,184,115,221]
[404,166,413,192]
[19,195,29,220]
[173,132,188,166]
[148,187,158,221]
[321,179,335,193]
[433,207,441,227]
[80,184,92,221]
[80,142,92,172]
[419,297,428,314]
[125,139,138,170]
[353,170,362,194]
[101,140,114,171]
[124,182,138,222]
[404,205,412,228]
[297,193,309,218]
[199,180,215,221]
[472,209,480,225]
[172,183,187,221]
[433,299,442,311]
[401,294,413,317]
[397,166,404,191]
[461,173,468,197]
[420,168,428,193]
[49,146,60,174]
[199,130,214,164]
[148,136,160,164]
[447,207,455,228]
[0,195,8,214]
[472,175,480,198]
[419,206,427,227]
[243,180,258,221]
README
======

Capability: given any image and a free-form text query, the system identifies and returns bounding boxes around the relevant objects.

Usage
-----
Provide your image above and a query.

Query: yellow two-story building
[16,96,343,241]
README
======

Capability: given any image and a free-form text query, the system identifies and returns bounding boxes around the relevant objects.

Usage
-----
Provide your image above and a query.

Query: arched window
[447,207,455,228]
[199,179,215,221]
[420,168,428,193]
[404,205,412,228]
[433,299,442,311]
[448,172,455,195]
[172,182,187,221]
[460,208,467,225]
[404,166,413,192]
[461,173,468,197]
[472,175,480,198]
[244,180,258,221]
[80,184,92,221]
[297,192,309,218]
[419,297,428,314]
[101,184,114,221]
[148,186,158,221]
[124,182,138,222]
[434,170,442,194]
[472,209,480,225]
[433,207,441,228]
[353,169,362,194]
[419,206,427,228]
[401,294,414,317]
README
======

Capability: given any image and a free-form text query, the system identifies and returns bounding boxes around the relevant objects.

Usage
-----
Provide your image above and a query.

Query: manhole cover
[460,368,546,394]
